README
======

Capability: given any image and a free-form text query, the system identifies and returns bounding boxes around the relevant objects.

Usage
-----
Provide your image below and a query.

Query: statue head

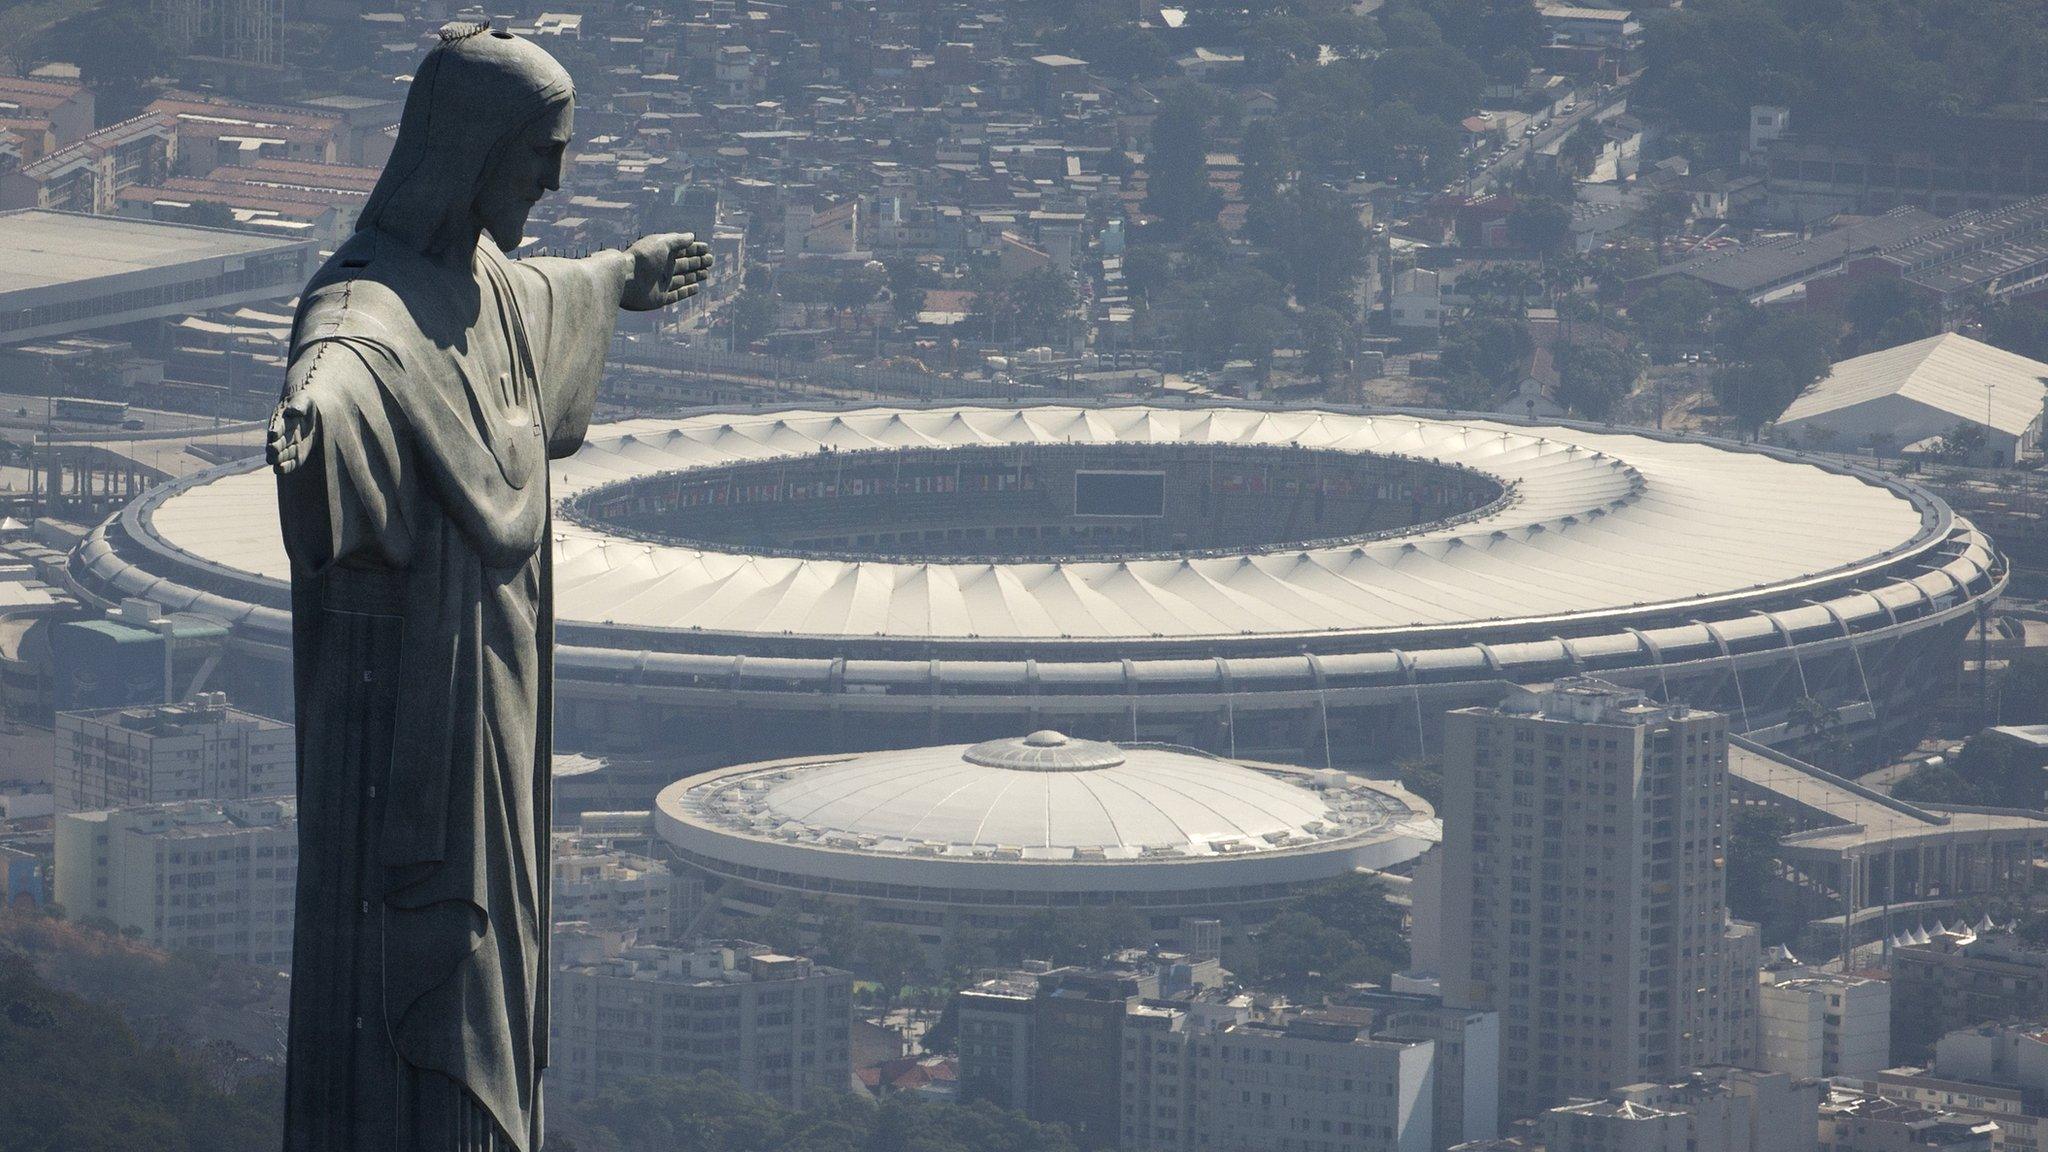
[357,22,575,256]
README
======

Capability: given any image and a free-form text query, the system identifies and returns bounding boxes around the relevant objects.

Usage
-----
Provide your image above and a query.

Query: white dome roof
[755,733,1338,856]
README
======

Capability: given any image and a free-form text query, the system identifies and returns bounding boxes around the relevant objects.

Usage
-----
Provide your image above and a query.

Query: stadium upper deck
[71,402,2001,765]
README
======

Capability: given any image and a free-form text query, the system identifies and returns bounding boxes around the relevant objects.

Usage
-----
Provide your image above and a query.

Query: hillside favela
[2,1,2048,1150]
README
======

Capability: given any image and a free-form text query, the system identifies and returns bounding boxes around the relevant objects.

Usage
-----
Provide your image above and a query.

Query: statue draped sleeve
[279,235,618,1152]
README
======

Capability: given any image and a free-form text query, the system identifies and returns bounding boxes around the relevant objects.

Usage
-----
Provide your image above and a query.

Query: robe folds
[277,226,615,1152]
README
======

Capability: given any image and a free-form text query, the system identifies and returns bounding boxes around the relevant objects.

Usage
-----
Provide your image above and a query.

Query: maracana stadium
[69,401,2002,769]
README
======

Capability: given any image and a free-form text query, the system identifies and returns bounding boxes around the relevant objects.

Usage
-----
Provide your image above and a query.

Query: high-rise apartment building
[55,694,292,813]
[551,941,852,1108]
[1440,679,1750,1120]
[53,797,297,966]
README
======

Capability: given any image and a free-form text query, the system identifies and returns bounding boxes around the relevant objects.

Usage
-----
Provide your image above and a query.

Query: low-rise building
[1391,268,1443,334]
[55,694,292,813]
[1889,926,2048,1062]
[1336,984,1502,1150]
[1819,1088,1997,1152]
[1758,959,1891,1079]
[1542,1068,1818,1152]
[550,836,703,940]
[551,941,852,1108]
[1121,1005,1438,1152]
[1775,334,2048,464]
[53,797,296,966]
[1866,1019,2048,1152]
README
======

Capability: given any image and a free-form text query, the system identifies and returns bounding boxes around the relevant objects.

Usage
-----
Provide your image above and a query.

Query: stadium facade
[68,402,2002,769]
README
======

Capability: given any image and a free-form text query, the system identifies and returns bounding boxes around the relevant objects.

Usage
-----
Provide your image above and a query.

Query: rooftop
[0,210,307,297]
[1645,208,1943,296]
[679,735,1401,859]
[1778,334,2048,438]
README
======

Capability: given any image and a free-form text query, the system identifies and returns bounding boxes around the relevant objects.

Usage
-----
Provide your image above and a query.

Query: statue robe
[278,227,615,1152]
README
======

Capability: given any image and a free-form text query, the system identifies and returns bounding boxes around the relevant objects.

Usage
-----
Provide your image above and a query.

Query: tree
[1010,268,1077,346]
[1711,309,1835,437]
[1937,420,1989,462]
[1227,874,1406,998]
[35,0,167,123]
[2000,655,2048,724]
[1789,695,1850,768]
[1552,342,1638,420]
[1627,277,1716,351]
[1984,301,2048,361]
[1560,123,1606,179]
[1278,181,1367,310]
[728,289,778,347]
[1122,244,1171,301]
[1456,264,1541,316]
[1840,279,1938,356]
[747,897,808,955]
[999,906,1144,967]
[0,953,286,1152]
[1144,85,1222,235]
[1300,306,1351,385]
[1506,197,1572,255]
[1725,807,1800,944]
[884,257,935,324]
[856,926,932,998]
[1642,188,1694,255]
[1439,317,1532,399]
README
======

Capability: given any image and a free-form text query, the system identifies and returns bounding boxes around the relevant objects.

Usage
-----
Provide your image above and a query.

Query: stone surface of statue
[267,23,710,1152]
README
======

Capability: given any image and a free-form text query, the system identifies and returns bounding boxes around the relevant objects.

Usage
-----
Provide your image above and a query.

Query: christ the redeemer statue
[265,23,711,1152]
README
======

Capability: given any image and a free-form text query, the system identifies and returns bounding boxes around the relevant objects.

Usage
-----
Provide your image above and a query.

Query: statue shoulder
[291,242,428,367]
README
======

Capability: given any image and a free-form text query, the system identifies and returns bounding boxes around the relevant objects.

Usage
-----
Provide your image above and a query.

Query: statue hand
[268,391,317,475]
[621,233,714,312]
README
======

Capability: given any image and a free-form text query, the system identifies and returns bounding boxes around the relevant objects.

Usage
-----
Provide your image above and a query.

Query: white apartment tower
[54,797,297,966]
[1440,679,1749,1121]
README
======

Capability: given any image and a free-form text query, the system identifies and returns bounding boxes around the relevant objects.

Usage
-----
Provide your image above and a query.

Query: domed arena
[70,401,2002,767]
[653,731,1439,952]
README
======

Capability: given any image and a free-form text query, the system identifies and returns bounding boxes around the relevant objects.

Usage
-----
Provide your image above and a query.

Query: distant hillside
[0,943,281,1151]
[0,911,287,1069]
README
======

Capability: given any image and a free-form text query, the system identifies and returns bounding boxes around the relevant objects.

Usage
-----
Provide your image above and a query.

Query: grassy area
[0,0,99,72]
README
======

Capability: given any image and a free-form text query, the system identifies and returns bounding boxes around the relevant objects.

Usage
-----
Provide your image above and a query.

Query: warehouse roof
[0,209,306,296]
[1779,334,2048,438]
[1644,208,1942,298]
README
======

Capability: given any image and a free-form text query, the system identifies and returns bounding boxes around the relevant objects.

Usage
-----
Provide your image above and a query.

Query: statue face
[474,100,574,252]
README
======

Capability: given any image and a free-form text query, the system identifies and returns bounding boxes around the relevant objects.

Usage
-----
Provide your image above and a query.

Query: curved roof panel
[146,404,1932,641]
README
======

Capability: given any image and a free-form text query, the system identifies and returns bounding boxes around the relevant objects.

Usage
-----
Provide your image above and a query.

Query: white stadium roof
[148,404,1933,642]
[657,734,1440,891]
[753,731,1343,856]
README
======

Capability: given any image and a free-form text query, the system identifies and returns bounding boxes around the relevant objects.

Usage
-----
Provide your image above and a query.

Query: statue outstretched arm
[512,232,712,460]
[610,232,714,312]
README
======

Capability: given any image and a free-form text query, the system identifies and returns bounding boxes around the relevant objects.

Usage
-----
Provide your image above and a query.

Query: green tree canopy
[1840,279,1939,357]
[1628,277,1716,350]
[1438,317,1532,400]
[1985,301,2048,362]
[1553,342,1639,420]
[1507,197,1572,255]
[1711,308,1835,436]
[1145,84,1224,236]
[1228,874,1406,999]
